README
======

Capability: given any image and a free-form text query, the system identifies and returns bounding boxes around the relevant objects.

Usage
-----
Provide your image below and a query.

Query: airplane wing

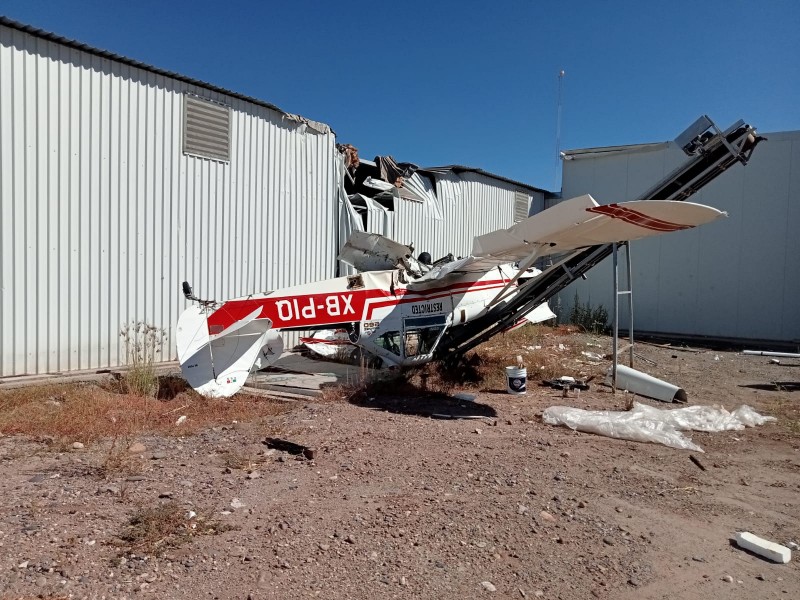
[418,194,726,281]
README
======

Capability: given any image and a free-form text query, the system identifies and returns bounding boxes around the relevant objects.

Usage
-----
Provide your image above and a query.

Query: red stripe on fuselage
[363,282,509,319]
[206,278,511,332]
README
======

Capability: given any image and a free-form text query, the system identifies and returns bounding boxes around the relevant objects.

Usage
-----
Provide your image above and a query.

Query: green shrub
[568,291,609,334]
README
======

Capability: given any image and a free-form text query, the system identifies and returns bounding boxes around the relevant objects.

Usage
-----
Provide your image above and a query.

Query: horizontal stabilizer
[176,305,272,398]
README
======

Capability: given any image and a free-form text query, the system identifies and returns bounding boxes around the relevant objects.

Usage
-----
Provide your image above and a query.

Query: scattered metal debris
[689,455,707,471]
[607,364,687,403]
[634,352,657,366]
[638,340,703,353]
[734,531,792,564]
[743,350,800,359]
[541,376,592,392]
[264,437,316,460]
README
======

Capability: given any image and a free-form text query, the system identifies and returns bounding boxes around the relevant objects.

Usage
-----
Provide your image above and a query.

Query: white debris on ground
[734,531,792,564]
[542,402,776,452]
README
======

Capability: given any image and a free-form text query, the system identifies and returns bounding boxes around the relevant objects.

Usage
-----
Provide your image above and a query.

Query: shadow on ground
[344,388,497,419]
[739,382,800,392]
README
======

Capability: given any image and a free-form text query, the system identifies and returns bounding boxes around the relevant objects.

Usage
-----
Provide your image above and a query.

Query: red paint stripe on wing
[587,204,691,232]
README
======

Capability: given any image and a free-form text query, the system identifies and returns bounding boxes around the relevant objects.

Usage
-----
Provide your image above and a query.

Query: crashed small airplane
[176,194,726,397]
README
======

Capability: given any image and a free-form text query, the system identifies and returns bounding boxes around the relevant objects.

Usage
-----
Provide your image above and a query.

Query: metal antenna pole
[553,69,565,191]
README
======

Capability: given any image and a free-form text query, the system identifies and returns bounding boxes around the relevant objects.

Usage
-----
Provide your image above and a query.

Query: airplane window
[404,327,444,357]
[376,331,402,356]
[404,332,421,357]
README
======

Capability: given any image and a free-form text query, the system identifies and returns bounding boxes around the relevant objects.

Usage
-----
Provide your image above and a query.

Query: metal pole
[626,242,634,368]
[612,243,619,392]
[553,70,565,191]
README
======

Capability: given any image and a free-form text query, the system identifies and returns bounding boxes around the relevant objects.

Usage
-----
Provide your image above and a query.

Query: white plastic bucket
[505,366,527,394]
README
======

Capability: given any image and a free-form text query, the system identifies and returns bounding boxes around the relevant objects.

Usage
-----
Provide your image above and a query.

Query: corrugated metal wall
[391,172,545,262]
[0,24,340,376]
[556,131,800,343]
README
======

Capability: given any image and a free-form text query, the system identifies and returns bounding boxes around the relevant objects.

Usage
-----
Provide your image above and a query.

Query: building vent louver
[513,190,530,222]
[183,95,230,161]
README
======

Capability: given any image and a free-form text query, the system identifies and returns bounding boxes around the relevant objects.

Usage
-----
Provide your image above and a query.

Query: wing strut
[486,245,546,308]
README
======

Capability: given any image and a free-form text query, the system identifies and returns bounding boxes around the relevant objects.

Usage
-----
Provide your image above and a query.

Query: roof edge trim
[0,16,332,135]
[562,141,669,159]
[420,165,553,196]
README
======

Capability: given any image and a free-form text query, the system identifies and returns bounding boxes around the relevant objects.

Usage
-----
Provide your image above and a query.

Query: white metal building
[556,129,800,345]
[0,18,341,377]
[0,18,552,377]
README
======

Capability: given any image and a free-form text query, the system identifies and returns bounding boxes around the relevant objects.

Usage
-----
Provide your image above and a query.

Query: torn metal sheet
[338,231,423,275]
[400,172,443,220]
[300,329,353,359]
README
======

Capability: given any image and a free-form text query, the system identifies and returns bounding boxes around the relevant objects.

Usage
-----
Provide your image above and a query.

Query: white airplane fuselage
[204,265,533,368]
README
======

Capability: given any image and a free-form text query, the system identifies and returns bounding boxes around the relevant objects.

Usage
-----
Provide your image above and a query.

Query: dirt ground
[1,332,798,600]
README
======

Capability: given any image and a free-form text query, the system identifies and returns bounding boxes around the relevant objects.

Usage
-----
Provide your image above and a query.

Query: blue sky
[2,0,798,190]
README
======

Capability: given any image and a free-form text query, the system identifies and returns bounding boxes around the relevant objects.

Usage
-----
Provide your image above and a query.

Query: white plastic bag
[542,402,776,452]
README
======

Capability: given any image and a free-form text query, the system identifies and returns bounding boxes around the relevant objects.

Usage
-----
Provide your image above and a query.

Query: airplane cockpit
[366,321,448,367]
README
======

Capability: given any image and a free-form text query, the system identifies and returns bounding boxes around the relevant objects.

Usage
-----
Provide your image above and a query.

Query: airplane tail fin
[176,305,274,398]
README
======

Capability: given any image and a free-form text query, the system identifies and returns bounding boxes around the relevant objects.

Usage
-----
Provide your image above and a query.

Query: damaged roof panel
[421,165,553,196]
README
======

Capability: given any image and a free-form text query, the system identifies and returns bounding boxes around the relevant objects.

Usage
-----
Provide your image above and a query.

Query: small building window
[183,94,230,161]
[514,190,530,222]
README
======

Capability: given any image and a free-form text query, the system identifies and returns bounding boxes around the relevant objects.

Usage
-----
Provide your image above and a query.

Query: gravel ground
[1,338,798,599]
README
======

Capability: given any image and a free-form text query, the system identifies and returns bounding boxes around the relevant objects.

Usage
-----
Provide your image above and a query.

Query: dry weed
[116,501,234,555]
[119,322,167,397]
[320,325,600,399]
[97,435,145,479]
[219,449,263,471]
[319,355,379,403]
[469,324,599,390]
[0,381,289,445]
[768,396,800,439]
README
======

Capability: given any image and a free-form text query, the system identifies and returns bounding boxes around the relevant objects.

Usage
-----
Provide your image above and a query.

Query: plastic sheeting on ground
[541,402,776,452]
